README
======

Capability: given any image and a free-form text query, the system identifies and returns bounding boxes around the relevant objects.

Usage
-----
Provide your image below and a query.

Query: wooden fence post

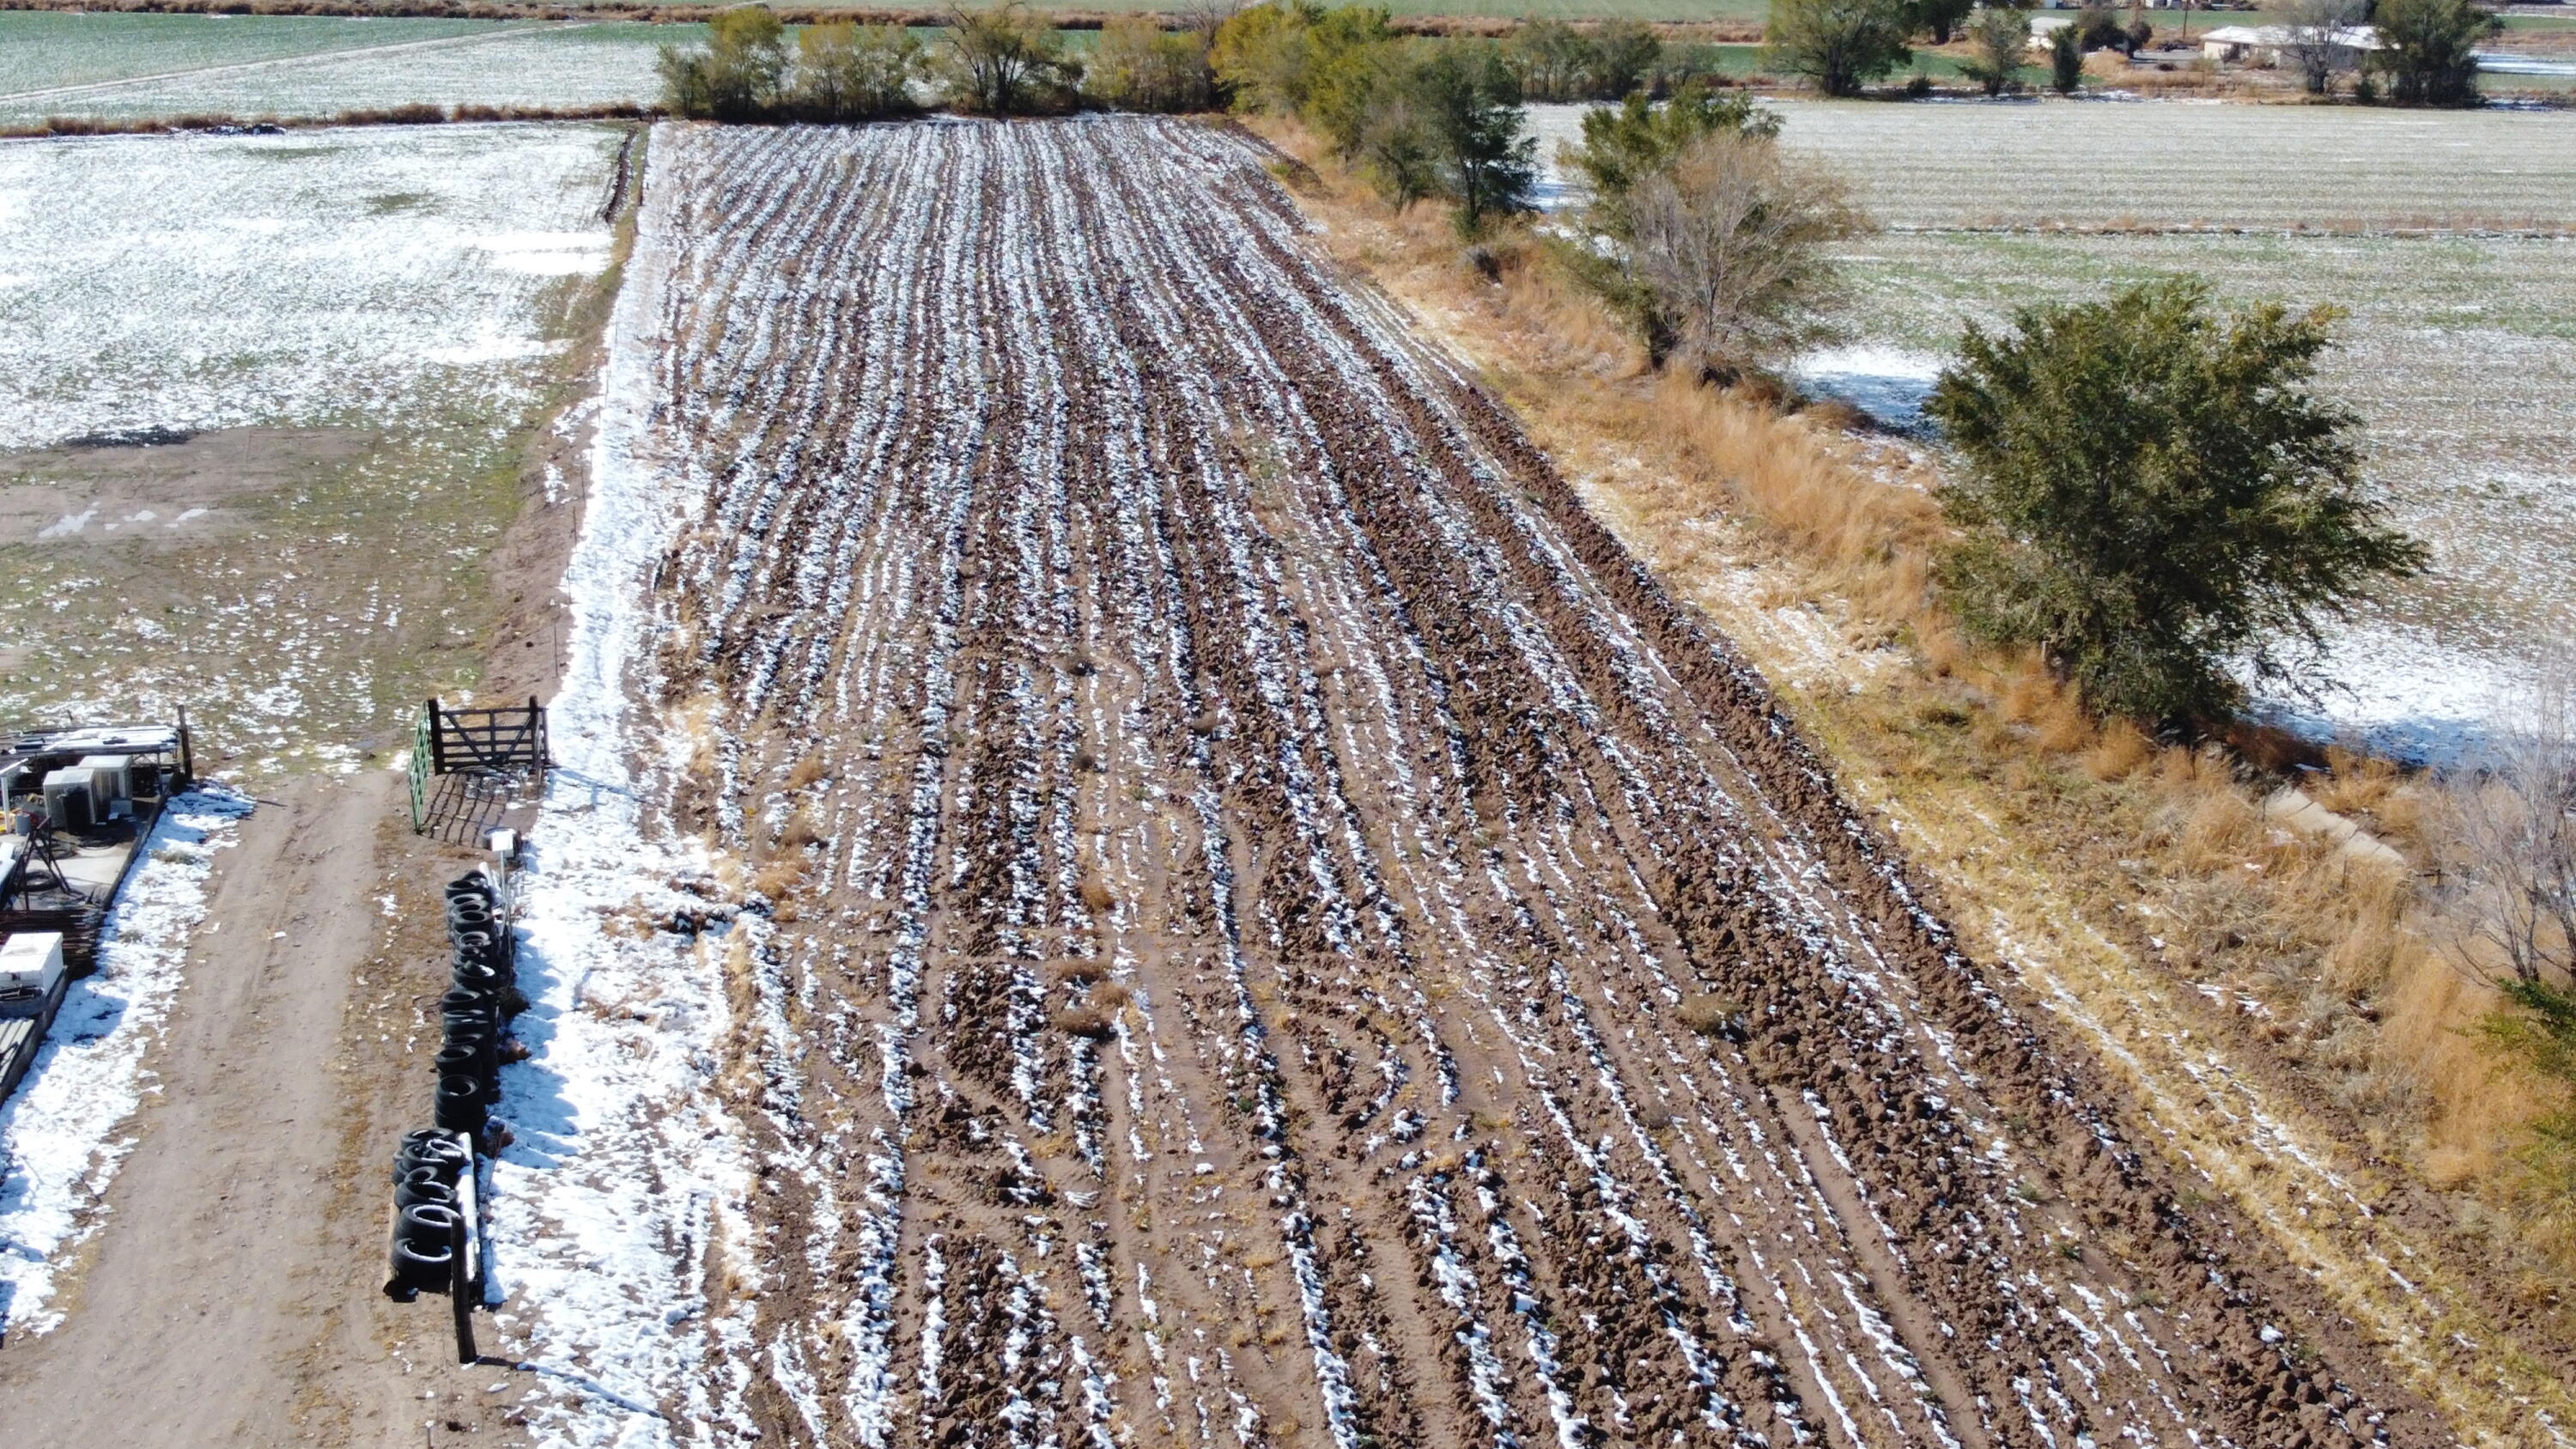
[448,1208,477,1365]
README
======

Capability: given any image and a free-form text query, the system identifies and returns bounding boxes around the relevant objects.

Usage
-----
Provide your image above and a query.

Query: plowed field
[598,117,2437,1448]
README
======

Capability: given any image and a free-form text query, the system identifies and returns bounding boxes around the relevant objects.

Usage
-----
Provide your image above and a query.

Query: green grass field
[545,0,1774,20]
[0,11,519,99]
[0,20,674,122]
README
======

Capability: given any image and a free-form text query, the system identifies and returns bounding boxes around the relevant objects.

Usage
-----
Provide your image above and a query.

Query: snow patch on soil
[1786,345,1945,433]
[0,125,617,450]
[0,786,252,1336]
[2251,618,2522,765]
[482,167,753,1446]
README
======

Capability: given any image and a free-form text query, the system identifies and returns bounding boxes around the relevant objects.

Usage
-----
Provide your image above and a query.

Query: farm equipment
[0,715,196,1111]
[0,932,69,1105]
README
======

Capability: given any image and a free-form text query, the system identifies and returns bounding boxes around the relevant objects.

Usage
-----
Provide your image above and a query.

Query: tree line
[659,1,1747,121]
[1762,0,2503,105]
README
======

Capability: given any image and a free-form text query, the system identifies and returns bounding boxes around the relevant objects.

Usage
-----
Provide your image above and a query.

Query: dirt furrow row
[599,117,2443,1449]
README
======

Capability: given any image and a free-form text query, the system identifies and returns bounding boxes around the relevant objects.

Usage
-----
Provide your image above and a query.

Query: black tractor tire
[434,1075,489,1134]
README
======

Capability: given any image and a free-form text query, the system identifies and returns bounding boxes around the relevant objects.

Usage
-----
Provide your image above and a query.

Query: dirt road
[0,774,544,1445]
[561,118,2443,1448]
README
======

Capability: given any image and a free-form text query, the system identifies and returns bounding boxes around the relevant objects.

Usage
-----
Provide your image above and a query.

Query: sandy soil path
[0,775,390,1437]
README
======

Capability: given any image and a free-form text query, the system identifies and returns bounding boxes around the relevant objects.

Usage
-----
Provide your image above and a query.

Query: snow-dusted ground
[1532,100,2576,230]
[0,123,620,772]
[0,787,252,1336]
[478,155,754,1445]
[1783,344,1944,431]
[2254,621,2524,765]
[0,124,616,449]
[1527,99,2576,759]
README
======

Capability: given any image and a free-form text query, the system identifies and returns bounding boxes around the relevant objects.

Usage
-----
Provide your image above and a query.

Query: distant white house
[2199,23,2381,65]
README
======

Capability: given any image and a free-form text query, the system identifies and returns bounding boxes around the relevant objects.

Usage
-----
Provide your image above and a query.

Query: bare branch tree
[2445,654,2576,987]
[2276,0,2366,94]
[1624,131,1866,381]
[1173,0,1245,45]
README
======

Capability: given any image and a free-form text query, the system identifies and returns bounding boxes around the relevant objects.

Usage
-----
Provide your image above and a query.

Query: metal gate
[407,697,548,835]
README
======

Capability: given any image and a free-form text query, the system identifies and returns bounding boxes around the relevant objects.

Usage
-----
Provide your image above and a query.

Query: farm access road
[0,773,537,1444]
[599,117,2439,1447]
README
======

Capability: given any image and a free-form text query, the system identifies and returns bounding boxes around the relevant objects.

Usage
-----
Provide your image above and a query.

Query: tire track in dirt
[605,117,2445,1449]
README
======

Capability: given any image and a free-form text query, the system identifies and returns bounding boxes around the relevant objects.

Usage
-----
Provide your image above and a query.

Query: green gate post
[407,703,434,833]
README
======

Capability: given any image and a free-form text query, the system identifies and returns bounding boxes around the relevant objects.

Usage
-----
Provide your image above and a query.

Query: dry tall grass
[1245,117,2571,1304]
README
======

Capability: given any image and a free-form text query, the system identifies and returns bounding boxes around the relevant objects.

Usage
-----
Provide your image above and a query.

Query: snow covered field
[1534,99,2576,758]
[0,787,252,1336]
[0,123,620,771]
[0,125,614,447]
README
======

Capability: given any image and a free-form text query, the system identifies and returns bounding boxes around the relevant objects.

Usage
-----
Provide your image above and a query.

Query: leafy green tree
[1297,11,1410,149]
[1959,5,2032,94]
[1559,90,1853,374]
[2048,21,2085,92]
[1651,41,1738,92]
[794,21,923,119]
[1925,279,2428,722]
[658,4,791,119]
[1211,1,1388,117]
[1210,0,1310,109]
[1356,92,1441,210]
[940,1,1080,113]
[1585,19,1666,97]
[1765,0,1912,96]
[1503,17,1596,100]
[1565,83,1779,237]
[2366,0,2498,106]
[1084,15,1215,111]
[1407,46,1537,235]
[1905,0,1976,45]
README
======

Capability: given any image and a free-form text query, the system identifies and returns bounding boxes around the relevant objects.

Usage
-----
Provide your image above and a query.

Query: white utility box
[75,754,133,805]
[0,932,67,1018]
[41,770,93,832]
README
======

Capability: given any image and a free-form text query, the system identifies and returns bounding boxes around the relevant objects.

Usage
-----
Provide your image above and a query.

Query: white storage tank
[0,932,67,1019]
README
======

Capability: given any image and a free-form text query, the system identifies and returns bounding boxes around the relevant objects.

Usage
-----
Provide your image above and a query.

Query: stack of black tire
[384,870,520,1301]
[386,1129,471,1300]
[435,872,519,1137]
